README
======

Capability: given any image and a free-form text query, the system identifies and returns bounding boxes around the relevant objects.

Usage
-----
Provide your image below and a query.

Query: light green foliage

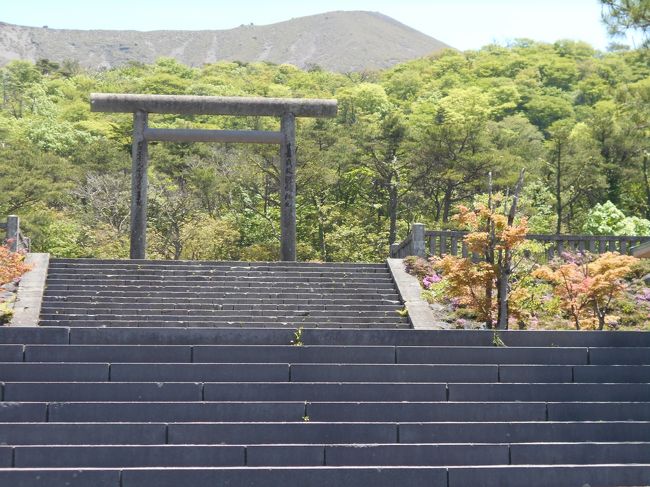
[583,200,650,235]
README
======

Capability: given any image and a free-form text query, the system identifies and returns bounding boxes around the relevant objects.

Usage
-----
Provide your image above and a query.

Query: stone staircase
[39,258,408,328]
[0,259,649,485]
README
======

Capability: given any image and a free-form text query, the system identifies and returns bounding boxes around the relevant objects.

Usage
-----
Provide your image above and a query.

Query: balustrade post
[411,223,426,258]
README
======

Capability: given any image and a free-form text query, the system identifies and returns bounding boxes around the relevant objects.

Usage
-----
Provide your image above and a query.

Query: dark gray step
[0,470,118,487]
[0,363,291,382]
[0,346,25,362]
[548,402,650,421]
[13,445,245,468]
[20,345,396,363]
[300,328,650,348]
[2,382,445,402]
[0,328,68,345]
[447,383,650,402]
[68,327,297,345]
[306,401,548,422]
[511,442,650,465]
[47,268,391,277]
[3,401,650,424]
[401,421,650,443]
[4,382,203,401]
[291,364,498,383]
[46,279,395,293]
[41,308,401,317]
[43,290,401,300]
[60,327,650,347]
[39,314,406,324]
[590,347,650,365]
[24,345,193,363]
[44,297,402,306]
[0,363,110,381]
[11,443,511,467]
[48,402,306,423]
[0,403,46,422]
[446,465,650,487]
[42,303,399,312]
[46,276,393,285]
[0,423,166,445]
[121,467,447,487]
[22,345,634,365]
[573,365,650,383]
[167,422,397,444]
[193,345,395,364]
[2,466,649,487]
[396,346,588,365]
[38,320,411,329]
[49,258,387,269]
[203,382,444,401]
[44,401,548,423]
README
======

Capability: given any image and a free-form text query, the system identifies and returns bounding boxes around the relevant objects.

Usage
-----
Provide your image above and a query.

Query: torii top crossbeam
[90,93,338,117]
[90,93,338,261]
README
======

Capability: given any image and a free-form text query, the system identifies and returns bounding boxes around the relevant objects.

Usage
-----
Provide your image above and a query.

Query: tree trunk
[442,184,453,223]
[388,180,398,245]
[643,154,650,219]
[555,145,562,234]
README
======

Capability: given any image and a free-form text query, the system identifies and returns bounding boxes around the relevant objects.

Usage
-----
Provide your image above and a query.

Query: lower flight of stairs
[39,258,409,328]
[0,326,650,486]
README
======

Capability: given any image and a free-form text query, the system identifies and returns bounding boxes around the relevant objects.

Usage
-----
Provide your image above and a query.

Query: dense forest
[0,40,649,262]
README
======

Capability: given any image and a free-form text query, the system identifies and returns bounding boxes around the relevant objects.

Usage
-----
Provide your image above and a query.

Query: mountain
[0,11,451,72]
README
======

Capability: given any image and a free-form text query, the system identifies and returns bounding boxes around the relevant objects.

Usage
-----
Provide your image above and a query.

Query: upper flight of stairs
[39,258,409,328]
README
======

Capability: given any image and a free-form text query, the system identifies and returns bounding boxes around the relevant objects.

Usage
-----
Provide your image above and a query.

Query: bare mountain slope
[0,11,451,72]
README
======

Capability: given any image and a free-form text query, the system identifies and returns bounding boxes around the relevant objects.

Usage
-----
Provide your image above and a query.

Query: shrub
[534,252,638,330]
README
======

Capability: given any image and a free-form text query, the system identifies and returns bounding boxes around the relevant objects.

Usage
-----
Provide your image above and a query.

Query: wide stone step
[0,467,446,487]
[14,442,646,468]
[298,328,650,348]
[43,289,401,299]
[20,345,396,363]
[5,344,648,365]
[41,401,548,423]
[41,303,400,312]
[38,320,412,329]
[12,361,650,386]
[41,307,401,317]
[43,296,402,305]
[46,275,392,284]
[49,258,388,269]
[55,326,650,347]
[3,465,650,487]
[44,285,398,295]
[3,400,647,423]
[402,421,650,443]
[39,313,406,324]
[47,266,391,274]
[3,421,645,446]
[3,382,445,402]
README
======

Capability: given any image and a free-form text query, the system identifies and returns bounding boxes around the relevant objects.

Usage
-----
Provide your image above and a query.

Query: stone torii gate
[90,93,337,261]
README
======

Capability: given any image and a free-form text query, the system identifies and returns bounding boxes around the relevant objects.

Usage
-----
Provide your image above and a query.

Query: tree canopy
[1,41,649,261]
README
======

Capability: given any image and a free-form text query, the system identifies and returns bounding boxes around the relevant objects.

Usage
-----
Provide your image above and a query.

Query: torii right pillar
[280,112,296,261]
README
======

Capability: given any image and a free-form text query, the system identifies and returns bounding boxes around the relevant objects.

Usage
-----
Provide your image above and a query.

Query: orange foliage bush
[432,199,529,328]
[0,244,31,286]
[534,252,638,330]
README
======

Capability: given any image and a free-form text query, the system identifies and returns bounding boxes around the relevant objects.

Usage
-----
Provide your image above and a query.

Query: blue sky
[1,0,635,51]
